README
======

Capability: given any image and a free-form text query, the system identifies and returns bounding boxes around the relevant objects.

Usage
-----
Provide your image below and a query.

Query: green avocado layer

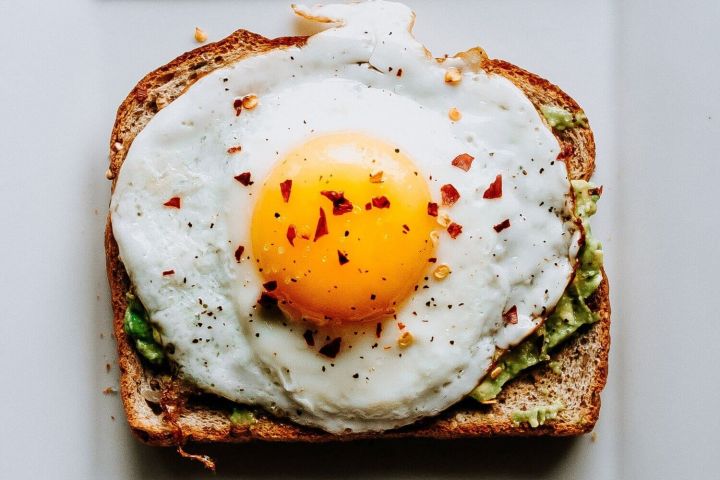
[123,293,165,366]
[470,180,603,403]
[511,402,565,428]
[540,105,588,131]
[229,408,257,426]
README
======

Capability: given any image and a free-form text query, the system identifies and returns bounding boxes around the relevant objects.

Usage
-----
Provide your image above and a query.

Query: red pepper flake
[227,145,242,154]
[233,98,243,116]
[557,142,573,162]
[447,222,463,239]
[319,337,341,358]
[162,270,175,276]
[440,184,460,206]
[234,245,245,262]
[369,171,384,183]
[493,218,511,233]
[503,305,518,325]
[483,174,503,199]
[451,153,475,171]
[313,208,328,241]
[286,225,297,246]
[371,196,390,209]
[263,280,277,292]
[396,68,403,77]
[427,202,439,217]
[303,329,315,347]
[397,322,406,330]
[588,185,604,196]
[428,257,437,263]
[280,179,292,202]
[163,196,181,209]
[375,322,383,338]
[320,190,354,215]
[365,202,372,210]
[258,291,278,309]
[337,250,350,265]
[234,172,253,186]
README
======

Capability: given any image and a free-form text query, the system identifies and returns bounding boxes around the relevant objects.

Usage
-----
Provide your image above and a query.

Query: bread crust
[105,28,609,446]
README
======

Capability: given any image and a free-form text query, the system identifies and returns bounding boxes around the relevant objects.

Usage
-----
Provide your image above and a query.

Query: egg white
[110,1,580,433]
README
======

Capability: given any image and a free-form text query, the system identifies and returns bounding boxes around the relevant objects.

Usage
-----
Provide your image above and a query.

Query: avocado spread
[123,293,165,366]
[229,408,257,426]
[471,180,603,403]
[540,105,588,131]
[511,402,564,428]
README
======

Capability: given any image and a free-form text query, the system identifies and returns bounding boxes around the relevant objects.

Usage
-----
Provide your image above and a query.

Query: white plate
[1,1,718,478]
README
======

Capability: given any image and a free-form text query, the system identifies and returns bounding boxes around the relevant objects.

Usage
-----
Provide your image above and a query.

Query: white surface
[0,0,716,478]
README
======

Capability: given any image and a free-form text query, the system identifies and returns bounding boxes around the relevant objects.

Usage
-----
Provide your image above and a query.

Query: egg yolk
[251,132,437,324]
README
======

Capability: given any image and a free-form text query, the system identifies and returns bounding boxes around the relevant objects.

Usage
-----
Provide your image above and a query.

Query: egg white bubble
[111,1,580,433]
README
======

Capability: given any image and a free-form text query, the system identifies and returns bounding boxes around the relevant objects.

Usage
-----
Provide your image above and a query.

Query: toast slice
[105,28,609,446]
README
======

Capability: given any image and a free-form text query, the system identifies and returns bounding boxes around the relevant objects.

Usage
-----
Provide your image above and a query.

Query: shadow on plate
[127,434,578,479]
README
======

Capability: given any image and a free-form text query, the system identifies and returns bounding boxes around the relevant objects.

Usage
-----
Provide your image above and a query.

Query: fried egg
[110,1,581,433]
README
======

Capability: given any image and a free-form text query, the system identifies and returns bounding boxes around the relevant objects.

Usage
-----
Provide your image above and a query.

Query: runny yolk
[251,132,437,325]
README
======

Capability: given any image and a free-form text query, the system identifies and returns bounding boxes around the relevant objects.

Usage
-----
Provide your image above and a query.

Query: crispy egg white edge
[110,1,580,433]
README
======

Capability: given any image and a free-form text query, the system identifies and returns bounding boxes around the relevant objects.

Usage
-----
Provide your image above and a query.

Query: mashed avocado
[123,293,165,366]
[471,180,603,403]
[540,105,588,131]
[229,408,257,426]
[511,402,564,428]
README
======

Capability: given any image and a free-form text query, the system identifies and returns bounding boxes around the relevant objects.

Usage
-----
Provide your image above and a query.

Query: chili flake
[241,94,259,110]
[503,305,518,325]
[447,222,463,238]
[163,196,181,209]
[233,98,243,116]
[280,179,292,202]
[313,208,328,241]
[234,245,245,262]
[427,202,439,217]
[263,280,278,292]
[286,225,297,246]
[433,264,451,279]
[227,145,242,154]
[234,172,253,186]
[371,196,391,209]
[397,331,413,348]
[451,153,475,172]
[493,218,511,233]
[321,190,353,215]
[162,270,175,276]
[444,67,462,84]
[483,174,502,199]
[338,250,349,265]
[375,322,383,338]
[440,184,460,206]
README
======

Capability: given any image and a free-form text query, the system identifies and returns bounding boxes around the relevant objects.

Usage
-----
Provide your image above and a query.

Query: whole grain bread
[105,28,609,447]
